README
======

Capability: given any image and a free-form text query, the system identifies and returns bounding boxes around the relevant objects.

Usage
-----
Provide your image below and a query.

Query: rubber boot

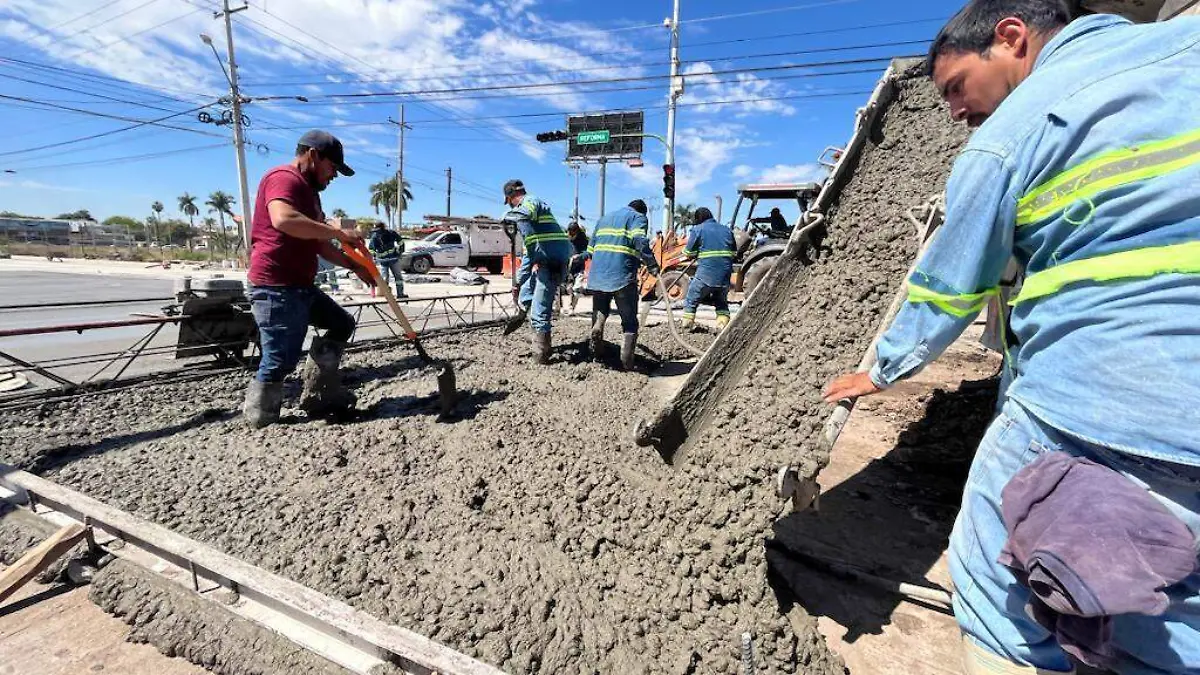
[532,330,552,365]
[961,637,1072,674]
[589,312,606,357]
[679,315,695,331]
[242,379,284,429]
[299,336,357,417]
[716,314,730,331]
[620,333,638,370]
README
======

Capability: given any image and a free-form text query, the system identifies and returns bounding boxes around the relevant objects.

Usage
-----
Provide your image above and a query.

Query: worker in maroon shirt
[242,130,375,428]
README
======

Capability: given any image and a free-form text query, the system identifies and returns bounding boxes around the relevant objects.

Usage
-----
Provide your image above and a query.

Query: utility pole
[663,0,682,235]
[571,163,581,224]
[714,194,723,223]
[445,167,452,216]
[393,104,410,230]
[212,0,252,257]
[598,157,607,218]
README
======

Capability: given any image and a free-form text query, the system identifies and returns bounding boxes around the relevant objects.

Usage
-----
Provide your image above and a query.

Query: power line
[240,38,926,89]
[0,96,220,157]
[0,56,219,102]
[283,55,899,101]
[63,5,206,59]
[57,0,167,47]
[0,71,185,114]
[244,16,946,86]
[9,142,227,172]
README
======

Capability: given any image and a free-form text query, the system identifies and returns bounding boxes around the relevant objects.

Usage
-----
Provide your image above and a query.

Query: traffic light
[535,130,570,143]
[662,163,676,200]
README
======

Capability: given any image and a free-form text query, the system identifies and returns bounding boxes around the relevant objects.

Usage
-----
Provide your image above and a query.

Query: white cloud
[732,164,753,179]
[681,62,797,117]
[616,123,749,201]
[0,179,96,193]
[755,163,829,185]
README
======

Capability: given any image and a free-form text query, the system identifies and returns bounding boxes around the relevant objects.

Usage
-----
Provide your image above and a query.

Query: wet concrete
[0,65,969,675]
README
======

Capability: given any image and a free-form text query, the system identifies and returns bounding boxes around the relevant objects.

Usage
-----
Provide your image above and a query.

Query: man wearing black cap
[500,179,572,364]
[242,129,375,428]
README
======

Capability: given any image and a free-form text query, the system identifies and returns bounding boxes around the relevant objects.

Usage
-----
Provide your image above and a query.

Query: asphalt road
[0,270,512,393]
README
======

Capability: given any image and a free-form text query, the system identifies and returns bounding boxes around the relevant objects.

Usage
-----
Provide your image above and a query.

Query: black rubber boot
[589,312,606,357]
[242,379,284,429]
[620,332,638,370]
[532,331,551,365]
[299,336,356,417]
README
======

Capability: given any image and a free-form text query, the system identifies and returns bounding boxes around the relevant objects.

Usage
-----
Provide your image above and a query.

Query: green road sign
[575,130,611,145]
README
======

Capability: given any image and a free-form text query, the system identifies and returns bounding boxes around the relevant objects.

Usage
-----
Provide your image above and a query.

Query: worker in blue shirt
[577,199,659,369]
[680,207,736,331]
[367,222,406,299]
[500,179,572,364]
[824,5,1200,673]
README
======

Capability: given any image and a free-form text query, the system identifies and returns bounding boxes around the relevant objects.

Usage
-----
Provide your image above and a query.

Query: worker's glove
[510,286,520,305]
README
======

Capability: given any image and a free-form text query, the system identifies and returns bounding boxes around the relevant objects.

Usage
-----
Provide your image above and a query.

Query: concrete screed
[0,65,970,675]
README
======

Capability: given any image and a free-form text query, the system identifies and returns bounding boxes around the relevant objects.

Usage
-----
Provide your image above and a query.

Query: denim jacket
[502,195,571,289]
[871,14,1200,465]
[684,218,736,288]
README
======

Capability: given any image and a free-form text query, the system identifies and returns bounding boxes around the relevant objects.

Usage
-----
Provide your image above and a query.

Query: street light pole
[206,0,252,258]
[389,105,412,230]
[663,0,682,235]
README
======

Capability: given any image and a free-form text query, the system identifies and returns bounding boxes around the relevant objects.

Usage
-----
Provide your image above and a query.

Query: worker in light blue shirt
[578,199,659,369]
[500,179,571,364]
[680,207,736,331]
[824,6,1200,674]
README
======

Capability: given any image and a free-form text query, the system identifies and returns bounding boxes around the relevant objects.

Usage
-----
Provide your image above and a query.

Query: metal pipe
[0,297,175,311]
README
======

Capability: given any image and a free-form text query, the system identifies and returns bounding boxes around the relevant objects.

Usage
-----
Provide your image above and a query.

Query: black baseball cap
[502,179,525,203]
[298,129,354,177]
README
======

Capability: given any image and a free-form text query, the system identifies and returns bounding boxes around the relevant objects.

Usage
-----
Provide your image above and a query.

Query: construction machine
[637,182,823,303]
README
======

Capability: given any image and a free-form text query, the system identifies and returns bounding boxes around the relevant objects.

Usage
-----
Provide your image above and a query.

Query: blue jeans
[951,399,1200,674]
[249,286,355,383]
[592,283,640,334]
[682,281,730,319]
[376,257,404,295]
[518,264,563,334]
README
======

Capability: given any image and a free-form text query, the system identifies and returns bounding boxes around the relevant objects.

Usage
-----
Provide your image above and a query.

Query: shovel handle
[344,242,419,341]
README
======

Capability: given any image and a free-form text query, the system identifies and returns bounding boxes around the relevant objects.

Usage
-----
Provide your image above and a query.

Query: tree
[150,201,164,244]
[178,193,200,251]
[369,176,413,228]
[159,218,197,247]
[103,215,145,243]
[205,191,238,254]
[331,208,348,219]
[672,203,697,231]
[0,211,41,219]
[55,209,94,221]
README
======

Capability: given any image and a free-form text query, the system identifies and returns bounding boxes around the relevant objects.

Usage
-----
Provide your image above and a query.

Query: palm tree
[178,193,199,251]
[331,208,348,219]
[150,201,164,245]
[202,217,217,261]
[673,203,697,231]
[205,191,237,254]
[369,176,413,228]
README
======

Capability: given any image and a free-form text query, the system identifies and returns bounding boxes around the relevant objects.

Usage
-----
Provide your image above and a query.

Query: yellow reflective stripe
[524,232,568,244]
[536,217,558,225]
[1017,127,1200,227]
[907,283,998,318]
[593,243,638,256]
[697,250,735,259]
[595,228,640,238]
[1013,241,1200,304]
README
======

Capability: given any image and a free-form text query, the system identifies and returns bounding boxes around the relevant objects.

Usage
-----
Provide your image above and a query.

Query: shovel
[343,242,458,417]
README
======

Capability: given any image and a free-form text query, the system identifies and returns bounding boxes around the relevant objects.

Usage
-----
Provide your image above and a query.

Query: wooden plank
[0,522,86,605]
[0,465,503,675]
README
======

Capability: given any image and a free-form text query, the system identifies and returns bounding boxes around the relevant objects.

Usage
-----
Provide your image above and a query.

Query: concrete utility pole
[214,0,252,256]
[445,167,452,216]
[714,194,723,223]
[394,104,409,230]
[597,157,607,218]
[663,0,682,234]
[571,163,581,224]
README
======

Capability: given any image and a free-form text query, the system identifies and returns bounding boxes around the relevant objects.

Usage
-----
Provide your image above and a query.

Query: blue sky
[0,0,966,231]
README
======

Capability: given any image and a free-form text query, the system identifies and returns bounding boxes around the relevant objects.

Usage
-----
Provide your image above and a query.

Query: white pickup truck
[402,221,520,275]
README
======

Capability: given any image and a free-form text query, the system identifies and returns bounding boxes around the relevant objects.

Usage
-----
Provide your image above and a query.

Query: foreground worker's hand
[822,372,881,403]
[511,286,520,305]
[335,228,364,248]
